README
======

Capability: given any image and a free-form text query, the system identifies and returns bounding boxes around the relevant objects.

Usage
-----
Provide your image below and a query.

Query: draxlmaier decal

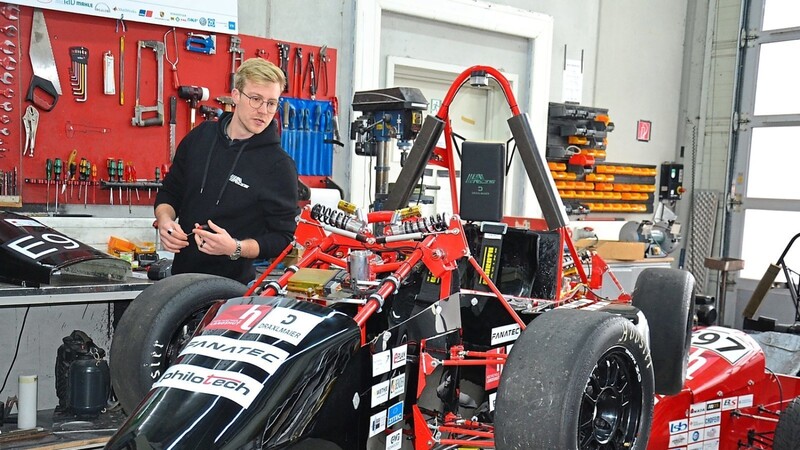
[691,326,758,364]
[490,323,520,346]
[154,364,263,409]
[179,335,289,374]
[249,307,325,345]
[205,305,273,333]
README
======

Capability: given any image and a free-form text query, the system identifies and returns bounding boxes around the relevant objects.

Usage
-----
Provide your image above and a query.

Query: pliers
[23,105,39,157]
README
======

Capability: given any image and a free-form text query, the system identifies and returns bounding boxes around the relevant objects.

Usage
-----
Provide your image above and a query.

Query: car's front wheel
[775,396,800,450]
[495,308,654,449]
[110,273,247,414]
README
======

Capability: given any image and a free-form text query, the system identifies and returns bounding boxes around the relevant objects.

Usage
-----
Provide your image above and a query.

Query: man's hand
[193,220,237,257]
[158,218,190,253]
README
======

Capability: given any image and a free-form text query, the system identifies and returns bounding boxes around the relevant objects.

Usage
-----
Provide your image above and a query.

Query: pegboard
[0,4,337,209]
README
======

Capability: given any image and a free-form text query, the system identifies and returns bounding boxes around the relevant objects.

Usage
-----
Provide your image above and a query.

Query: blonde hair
[234,58,286,91]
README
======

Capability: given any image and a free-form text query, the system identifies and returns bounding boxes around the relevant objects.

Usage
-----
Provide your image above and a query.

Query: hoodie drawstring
[199,134,218,195]
[216,142,248,205]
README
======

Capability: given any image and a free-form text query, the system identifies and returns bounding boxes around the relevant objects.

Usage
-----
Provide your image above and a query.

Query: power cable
[0,306,31,393]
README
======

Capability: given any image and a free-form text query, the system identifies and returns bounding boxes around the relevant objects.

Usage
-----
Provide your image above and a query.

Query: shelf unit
[546,102,656,215]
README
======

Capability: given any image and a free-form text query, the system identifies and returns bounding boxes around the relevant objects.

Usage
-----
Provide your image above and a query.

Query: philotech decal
[180,335,289,374]
[154,364,262,408]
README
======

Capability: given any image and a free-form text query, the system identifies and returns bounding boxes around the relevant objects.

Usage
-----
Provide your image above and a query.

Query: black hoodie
[155,113,299,283]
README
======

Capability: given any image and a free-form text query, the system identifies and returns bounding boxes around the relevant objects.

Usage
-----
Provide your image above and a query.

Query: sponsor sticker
[368,409,386,438]
[391,344,407,370]
[689,428,704,443]
[154,364,262,408]
[689,402,706,417]
[705,400,721,412]
[489,392,497,411]
[689,415,705,430]
[738,394,754,408]
[702,439,720,450]
[372,350,391,377]
[704,412,721,427]
[490,323,521,346]
[704,425,720,440]
[205,305,272,333]
[669,432,688,447]
[386,429,402,450]
[386,401,403,427]
[688,443,704,450]
[371,379,390,407]
[721,397,738,411]
[250,307,324,345]
[180,335,288,374]
[389,374,405,399]
[485,347,506,390]
[5,218,44,228]
[669,419,689,435]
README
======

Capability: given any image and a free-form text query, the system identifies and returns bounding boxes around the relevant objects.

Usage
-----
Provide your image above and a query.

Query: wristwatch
[229,239,242,260]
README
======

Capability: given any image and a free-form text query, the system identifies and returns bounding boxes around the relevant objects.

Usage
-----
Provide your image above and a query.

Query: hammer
[177,85,210,129]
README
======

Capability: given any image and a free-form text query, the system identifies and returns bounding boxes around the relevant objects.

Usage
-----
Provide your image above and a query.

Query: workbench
[0,276,151,307]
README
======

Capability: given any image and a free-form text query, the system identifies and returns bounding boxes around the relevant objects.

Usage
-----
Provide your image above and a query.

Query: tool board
[0,4,337,209]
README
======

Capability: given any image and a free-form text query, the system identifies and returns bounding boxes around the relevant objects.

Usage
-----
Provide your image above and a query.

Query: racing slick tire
[110,273,247,413]
[775,396,800,450]
[631,268,695,395]
[495,309,654,449]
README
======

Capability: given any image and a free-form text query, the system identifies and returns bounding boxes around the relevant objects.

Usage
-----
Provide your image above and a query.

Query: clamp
[303,51,317,100]
[277,43,290,93]
[319,45,329,96]
[23,105,38,157]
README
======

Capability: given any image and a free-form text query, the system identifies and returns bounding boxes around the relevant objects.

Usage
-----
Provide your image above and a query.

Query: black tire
[775,397,800,450]
[110,273,247,413]
[631,268,695,395]
[495,309,654,449]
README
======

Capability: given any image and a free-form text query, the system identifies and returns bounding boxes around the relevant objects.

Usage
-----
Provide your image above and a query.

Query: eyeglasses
[240,91,279,113]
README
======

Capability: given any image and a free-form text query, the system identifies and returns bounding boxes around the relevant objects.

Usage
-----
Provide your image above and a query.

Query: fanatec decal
[180,335,289,374]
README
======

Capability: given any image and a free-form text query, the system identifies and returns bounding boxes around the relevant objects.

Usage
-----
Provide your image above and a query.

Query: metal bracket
[132,40,164,127]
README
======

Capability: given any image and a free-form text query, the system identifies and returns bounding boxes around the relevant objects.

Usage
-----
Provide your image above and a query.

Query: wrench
[0,40,14,55]
[0,25,17,38]
[0,101,11,111]
[23,105,38,157]
[0,5,18,21]
[0,56,15,71]
[0,115,9,124]
[0,128,8,136]
[0,88,11,98]
[0,72,12,85]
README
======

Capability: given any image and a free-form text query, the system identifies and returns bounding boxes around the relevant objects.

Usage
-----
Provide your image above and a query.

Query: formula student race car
[105,67,800,450]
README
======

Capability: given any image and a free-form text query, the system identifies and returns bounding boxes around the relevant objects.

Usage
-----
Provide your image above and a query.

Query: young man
[154,59,299,284]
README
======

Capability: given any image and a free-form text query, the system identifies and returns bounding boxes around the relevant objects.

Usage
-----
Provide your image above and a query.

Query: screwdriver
[155,166,161,195]
[91,164,97,204]
[79,158,89,206]
[117,158,124,204]
[54,158,62,212]
[45,158,52,212]
[78,157,88,200]
[130,162,139,201]
[63,149,77,198]
[107,158,115,205]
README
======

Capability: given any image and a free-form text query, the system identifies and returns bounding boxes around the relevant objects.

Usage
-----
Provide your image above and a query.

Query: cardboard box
[575,239,646,261]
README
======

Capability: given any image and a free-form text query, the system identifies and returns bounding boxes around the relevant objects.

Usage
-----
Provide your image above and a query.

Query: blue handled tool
[185,33,216,55]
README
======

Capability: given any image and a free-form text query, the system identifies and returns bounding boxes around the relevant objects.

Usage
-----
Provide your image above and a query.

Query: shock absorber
[310,203,367,234]
[385,213,448,236]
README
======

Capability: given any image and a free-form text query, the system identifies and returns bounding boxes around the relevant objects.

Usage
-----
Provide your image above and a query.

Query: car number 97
[691,326,757,364]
